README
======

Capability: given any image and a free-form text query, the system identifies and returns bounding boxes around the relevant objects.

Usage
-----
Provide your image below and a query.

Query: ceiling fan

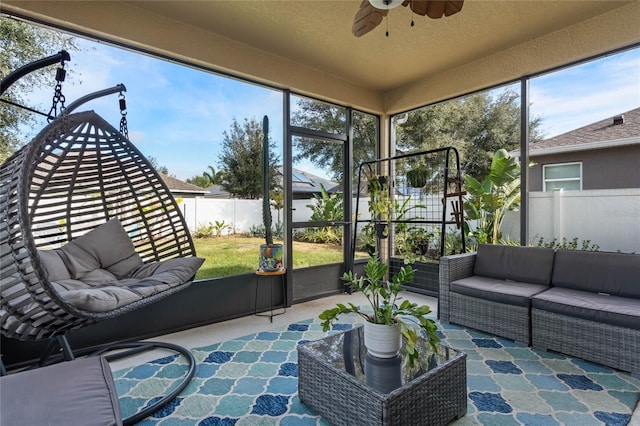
[353,0,464,37]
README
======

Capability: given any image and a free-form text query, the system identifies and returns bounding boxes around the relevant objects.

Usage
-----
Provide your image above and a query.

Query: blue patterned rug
[113,315,640,425]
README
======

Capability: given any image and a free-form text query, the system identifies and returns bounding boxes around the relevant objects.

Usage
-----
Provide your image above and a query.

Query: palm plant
[463,149,520,246]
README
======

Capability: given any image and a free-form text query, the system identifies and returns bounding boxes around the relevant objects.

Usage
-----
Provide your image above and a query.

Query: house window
[543,162,582,191]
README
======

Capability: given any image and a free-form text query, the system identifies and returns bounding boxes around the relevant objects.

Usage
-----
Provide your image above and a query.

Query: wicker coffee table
[298,325,467,426]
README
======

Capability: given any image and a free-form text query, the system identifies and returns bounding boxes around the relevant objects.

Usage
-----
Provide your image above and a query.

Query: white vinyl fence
[179,198,319,234]
[181,189,640,254]
[502,188,640,253]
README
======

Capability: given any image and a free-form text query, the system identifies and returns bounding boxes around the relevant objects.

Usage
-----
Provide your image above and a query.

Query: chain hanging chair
[0,109,202,424]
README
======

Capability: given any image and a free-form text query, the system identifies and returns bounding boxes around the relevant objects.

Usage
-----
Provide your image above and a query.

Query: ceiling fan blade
[404,0,464,19]
[443,0,464,17]
[353,0,388,37]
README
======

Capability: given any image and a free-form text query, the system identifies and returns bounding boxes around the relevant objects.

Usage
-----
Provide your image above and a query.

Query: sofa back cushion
[552,250,640,298]
[474,244,555,285]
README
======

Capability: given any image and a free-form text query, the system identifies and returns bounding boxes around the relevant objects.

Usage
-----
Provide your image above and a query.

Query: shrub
[534,236,599,251]
[193,222,214,238]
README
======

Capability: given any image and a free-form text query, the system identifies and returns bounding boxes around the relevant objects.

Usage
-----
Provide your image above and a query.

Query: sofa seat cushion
[552,250,640,298]
[532,287,640,330]
[451,276,549,307]
[474,244,555,285]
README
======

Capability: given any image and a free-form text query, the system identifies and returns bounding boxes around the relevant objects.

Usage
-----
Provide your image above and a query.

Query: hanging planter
[367,175,392,241]
[406,165,429,188]
[375,222,388,239]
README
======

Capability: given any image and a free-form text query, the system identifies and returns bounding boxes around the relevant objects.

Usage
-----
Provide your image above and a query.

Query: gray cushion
[37,220,204,313]
[67,219,141,269]
[552,250,640,297]
[474,244,555,285]
[38,250,71,281]
[55,279,173,312]
[51,257,204,313]
[57,219,144,279]
[130,257,205,284]
[0,356,123,426]
[451,275,549,307]
[532,287,640,330]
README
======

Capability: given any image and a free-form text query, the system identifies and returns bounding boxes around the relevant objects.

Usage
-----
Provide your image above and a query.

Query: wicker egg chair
[0,110,201,425]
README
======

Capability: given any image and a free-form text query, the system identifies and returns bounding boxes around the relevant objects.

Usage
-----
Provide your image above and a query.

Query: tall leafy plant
[463,149,520,246]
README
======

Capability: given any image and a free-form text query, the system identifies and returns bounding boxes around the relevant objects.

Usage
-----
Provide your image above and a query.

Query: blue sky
[20,37,639,182]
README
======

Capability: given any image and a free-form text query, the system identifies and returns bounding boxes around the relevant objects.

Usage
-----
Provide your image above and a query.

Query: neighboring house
[204,184,232,199]
[203,167,339,200]
[515,108,640,191]
[287,167,340,200]
[159,174,208,199]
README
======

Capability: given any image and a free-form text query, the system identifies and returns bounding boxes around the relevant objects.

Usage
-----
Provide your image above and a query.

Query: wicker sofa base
[532,309,640,373]
[449,292,530,344]
[298,345,467,426]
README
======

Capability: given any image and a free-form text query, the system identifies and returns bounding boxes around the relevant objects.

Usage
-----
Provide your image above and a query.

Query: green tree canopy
[218,117,279,199]
[397,89,543,181]
[1,17,78,162]
[291,100,377,184]
[147,156,170,175]
[187,165,226,188]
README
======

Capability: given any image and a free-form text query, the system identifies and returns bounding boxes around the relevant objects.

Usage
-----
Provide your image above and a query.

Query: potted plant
[358,223,377,256]
[319,256,440,366]
[367,175,393,239]
[409,227,434,256]
[259,115,283,271]
[406,165,429,188]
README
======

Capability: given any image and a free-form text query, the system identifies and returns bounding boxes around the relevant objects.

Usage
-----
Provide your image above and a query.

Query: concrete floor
[110,290,437,370]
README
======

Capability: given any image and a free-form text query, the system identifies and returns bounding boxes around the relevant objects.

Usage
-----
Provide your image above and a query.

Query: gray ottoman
[1,356,122,426]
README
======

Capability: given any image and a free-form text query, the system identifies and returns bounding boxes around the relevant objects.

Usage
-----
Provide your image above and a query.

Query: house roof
[287,167,340,195]
[523,107,640,157]
[203,167,339,199]
[3,1,637,115]
[159,174,208,195]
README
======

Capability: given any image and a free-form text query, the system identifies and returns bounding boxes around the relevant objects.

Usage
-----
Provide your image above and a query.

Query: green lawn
[193,236,354,280]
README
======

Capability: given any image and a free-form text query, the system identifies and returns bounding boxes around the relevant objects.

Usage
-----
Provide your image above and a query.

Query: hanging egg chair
[0,110,203,424]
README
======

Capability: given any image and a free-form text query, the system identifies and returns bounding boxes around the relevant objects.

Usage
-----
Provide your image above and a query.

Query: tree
[270,188,284,223]
[396,89,543,181]
[218,117,278,199]
[147,156,170,175]
[187,165,225,188]
[186,174,211,188]
[291,100,377,184]
[1,17,78,162]
[203,165,225,185]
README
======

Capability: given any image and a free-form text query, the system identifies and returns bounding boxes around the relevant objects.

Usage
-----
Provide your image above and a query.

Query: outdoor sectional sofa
[439,244,640,373]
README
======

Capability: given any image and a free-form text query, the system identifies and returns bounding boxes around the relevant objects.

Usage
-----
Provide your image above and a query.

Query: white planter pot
[364,321,402,358]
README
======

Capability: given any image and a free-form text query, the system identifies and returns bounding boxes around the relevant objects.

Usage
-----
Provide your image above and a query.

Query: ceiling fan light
[368,0,404,10]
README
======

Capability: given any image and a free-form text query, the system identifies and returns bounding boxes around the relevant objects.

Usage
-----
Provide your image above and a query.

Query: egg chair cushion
[38,219,204,313]
[59,219,145,280]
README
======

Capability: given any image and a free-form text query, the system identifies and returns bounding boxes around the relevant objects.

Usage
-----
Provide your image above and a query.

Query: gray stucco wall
[529,145,640,191]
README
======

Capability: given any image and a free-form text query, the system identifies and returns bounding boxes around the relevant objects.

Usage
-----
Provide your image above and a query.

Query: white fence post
[552,189,564,241]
